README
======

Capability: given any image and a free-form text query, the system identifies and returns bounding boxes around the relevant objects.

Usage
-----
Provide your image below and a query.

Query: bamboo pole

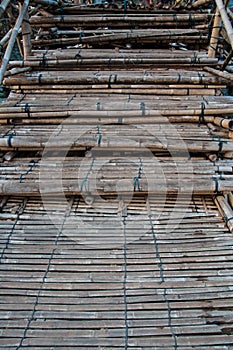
[0,28,12,48]
[192,0,212,8]
[32,0,60,6]
[215,0,233,49]
[20,3,32,59]
[228,192,233,209]
[0,0,10,18]
[0,0,29,84]
[208,8,221,58]
[204,66,233,82]
[215,195,233,232]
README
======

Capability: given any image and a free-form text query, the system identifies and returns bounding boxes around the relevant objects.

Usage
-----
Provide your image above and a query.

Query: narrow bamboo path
[0,0,233,349]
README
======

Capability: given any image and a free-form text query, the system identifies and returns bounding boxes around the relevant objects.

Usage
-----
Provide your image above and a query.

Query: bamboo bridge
[1,0,233,348]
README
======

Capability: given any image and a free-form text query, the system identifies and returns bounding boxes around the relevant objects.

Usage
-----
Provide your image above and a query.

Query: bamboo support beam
[0,0,29,84]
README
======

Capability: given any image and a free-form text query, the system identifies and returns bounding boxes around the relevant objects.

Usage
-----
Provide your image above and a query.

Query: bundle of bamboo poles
[0,122,232,153]
[7,48,219,70]
[3,68,229,88]
[29,13,211,28]
[31,28,209,48]
[1,91,233,127]
[0,154,232,196]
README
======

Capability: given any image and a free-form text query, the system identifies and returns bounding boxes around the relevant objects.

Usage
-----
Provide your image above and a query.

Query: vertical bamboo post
[20,3,31,58]
[208,8,221,58]
[0,0,29,84]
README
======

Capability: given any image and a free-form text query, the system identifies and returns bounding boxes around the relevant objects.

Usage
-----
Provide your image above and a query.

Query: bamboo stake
[0,0,29,84]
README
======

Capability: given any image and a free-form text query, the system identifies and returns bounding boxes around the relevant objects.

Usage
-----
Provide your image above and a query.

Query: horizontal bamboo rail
[29,13,211,27]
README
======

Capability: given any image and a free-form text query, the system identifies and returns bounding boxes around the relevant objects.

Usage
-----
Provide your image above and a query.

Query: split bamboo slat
[1,195,233,348]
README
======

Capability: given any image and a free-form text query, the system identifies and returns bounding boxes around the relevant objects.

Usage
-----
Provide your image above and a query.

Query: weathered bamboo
[0,0,29,84]
[32,0,60,7]
[208,8,221,58]
[29,13,210,27]
[0,123,232,153]
[0,0,10,18]
[204,66,233,82]
[3,70,228,86]
[215,0,233,49]
[0,28,12,48]
[228,192,233,209]
[192,0,212,8]
[7,57,219,69]
[215,195,233,232]
[31,33,209,47]
[20,3,32,59]
[213,117,233,130]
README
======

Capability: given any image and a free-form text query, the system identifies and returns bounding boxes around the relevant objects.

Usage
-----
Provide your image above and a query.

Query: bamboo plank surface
[1,195,233,348]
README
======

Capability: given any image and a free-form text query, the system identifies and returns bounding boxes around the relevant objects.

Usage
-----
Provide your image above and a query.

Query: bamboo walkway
[1,0,233,349]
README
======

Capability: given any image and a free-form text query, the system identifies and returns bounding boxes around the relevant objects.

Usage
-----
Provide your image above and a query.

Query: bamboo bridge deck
[1,0,233,349]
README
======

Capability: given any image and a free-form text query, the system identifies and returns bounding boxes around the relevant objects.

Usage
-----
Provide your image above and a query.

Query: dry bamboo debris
[29,13,211,28]
[0,123,232,153]
[0,155,233,195]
